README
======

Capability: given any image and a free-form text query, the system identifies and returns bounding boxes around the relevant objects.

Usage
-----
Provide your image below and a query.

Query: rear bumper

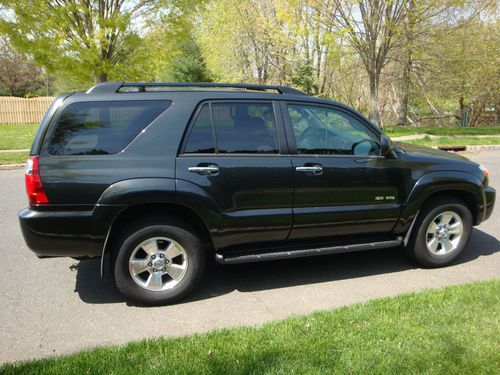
[19,205,124,258]
[482,186,495,222]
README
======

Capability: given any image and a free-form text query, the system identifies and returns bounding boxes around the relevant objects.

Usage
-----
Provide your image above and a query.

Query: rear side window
[49,100,171,155]
[184,104,214,153]
[183,102,278,154]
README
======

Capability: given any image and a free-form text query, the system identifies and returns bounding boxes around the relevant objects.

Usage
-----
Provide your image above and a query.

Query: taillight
[25,156,49,205]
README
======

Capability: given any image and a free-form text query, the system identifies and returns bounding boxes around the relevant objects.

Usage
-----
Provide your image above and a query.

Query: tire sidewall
[412,201,472,267]
[114,224,205,305]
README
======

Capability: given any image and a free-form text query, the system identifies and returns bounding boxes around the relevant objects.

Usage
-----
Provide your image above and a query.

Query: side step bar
[215,237,403,264]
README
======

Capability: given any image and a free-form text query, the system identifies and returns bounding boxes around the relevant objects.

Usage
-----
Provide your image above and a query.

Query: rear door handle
[188,164,219,175]
[296,165,323,174]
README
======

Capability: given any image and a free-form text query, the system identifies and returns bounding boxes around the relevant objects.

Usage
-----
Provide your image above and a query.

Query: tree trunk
[369,72,381,126]
[396,56,411,126]
[96,72,108,83]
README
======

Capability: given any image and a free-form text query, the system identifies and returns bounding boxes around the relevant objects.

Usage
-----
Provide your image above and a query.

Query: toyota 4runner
[19,82,496,305]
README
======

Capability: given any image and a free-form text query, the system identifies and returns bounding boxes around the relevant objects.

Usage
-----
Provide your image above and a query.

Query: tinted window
[183,102,279,154]
[288,104,380,156]
[49,100,171,155]
[213,103,278,153]
[184,104,214,153]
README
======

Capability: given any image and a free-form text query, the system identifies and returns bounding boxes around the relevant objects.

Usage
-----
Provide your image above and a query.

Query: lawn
[2,279,499,374]
[0,124,38,150]
[385,125,500,137]
[0,151,29,165]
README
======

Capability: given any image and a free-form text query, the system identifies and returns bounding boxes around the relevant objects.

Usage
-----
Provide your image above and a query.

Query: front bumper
[483,186,496,222]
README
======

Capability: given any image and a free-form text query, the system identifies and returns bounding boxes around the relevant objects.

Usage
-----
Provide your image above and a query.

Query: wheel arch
[398,171,485,236]
[100,202,215,278]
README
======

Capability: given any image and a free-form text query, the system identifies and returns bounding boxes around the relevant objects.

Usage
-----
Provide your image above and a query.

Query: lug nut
[151,255,156,260]
[165,259,169,264]
[153,269,157,272]
[162,267,166,271]
[148,262,152,266]
[159,253,164,258]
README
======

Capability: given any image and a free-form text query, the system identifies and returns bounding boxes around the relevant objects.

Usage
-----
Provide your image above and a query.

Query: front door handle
[188,164,219,175]
[296,165,323,174]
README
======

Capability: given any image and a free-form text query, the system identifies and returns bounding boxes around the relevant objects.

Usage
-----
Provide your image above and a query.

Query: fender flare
[400,170,485,226]
[96,177,223,277]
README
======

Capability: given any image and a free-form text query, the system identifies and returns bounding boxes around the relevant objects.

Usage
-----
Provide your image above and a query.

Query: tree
[331,0,408,125]
[0,0,160,85]
[169,39,212,82]
[0,38,44,96]
[116,0,211,83]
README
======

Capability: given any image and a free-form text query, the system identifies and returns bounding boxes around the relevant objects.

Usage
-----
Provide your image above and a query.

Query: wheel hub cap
[152,259,165,268]
[425,211,463,256]
[436,226,449,239]
[128,237,188,291]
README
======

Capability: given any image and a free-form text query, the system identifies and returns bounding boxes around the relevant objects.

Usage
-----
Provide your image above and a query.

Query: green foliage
[0,0,497,126]
[168,39,212,82]
[116,0,211,83]
[0,0,159,86]
[2,280,499,374]
[291,61,318,94]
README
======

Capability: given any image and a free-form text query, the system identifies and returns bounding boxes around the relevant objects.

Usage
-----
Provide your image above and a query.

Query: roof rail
[86,82,307,96]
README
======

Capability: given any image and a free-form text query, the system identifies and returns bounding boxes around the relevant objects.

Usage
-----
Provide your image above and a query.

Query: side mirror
[380,134,392,156]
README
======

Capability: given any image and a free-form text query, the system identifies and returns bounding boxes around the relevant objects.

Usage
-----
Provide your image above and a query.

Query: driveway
[0,150,498,364]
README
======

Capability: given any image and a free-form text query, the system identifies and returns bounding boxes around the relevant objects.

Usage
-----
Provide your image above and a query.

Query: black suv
[19,82,495,305]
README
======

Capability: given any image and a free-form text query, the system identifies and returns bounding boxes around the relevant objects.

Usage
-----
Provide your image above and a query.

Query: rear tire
[113,217,206,305]
[407,197,472,267]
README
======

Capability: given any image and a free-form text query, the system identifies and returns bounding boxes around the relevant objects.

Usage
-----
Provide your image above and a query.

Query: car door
[282,101,402,240]
[176,100,293,249]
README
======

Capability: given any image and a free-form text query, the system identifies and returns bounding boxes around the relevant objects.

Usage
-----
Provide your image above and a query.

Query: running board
[215,237,403,264]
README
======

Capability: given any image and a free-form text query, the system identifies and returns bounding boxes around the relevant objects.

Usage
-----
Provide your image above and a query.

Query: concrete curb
[463,145,500,152]
[0,163,25,170]
[0,149,29,153]
[392,134,500,141]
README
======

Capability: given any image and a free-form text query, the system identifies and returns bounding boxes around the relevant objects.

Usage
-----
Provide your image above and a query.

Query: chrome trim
[296,165,323,173]
[188,165,219,174]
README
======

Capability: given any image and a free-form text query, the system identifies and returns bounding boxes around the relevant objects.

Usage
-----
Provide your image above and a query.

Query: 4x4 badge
[375,196,396,201]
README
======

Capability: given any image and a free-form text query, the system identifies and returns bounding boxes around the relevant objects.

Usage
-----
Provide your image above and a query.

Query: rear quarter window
[48,100,171,155]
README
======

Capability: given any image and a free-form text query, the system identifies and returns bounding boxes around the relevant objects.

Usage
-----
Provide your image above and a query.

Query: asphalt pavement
[0,150,499,364]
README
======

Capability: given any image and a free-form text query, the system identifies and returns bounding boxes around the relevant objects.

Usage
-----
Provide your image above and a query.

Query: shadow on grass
[73,228,499,306]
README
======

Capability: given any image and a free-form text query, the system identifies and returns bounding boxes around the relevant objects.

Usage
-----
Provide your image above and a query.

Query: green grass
[2,280,499,374]
[0,124,38,150]
[385,125,500,137]
[405,136,500,148]
[0,151,29,165]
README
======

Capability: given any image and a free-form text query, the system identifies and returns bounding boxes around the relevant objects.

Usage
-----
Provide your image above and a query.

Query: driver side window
[287,104,380,156]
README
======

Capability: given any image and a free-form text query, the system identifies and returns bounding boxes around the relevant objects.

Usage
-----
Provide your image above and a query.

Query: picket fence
[0,96,55,125]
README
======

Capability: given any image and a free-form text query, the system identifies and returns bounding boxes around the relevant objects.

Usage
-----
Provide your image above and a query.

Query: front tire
[407,197,473,267]
[113,217,206,305]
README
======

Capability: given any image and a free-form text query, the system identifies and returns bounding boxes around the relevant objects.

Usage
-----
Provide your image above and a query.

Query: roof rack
[86,82,307,96]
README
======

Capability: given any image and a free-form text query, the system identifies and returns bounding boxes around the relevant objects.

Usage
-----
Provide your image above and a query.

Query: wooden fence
[0,96,55,125]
